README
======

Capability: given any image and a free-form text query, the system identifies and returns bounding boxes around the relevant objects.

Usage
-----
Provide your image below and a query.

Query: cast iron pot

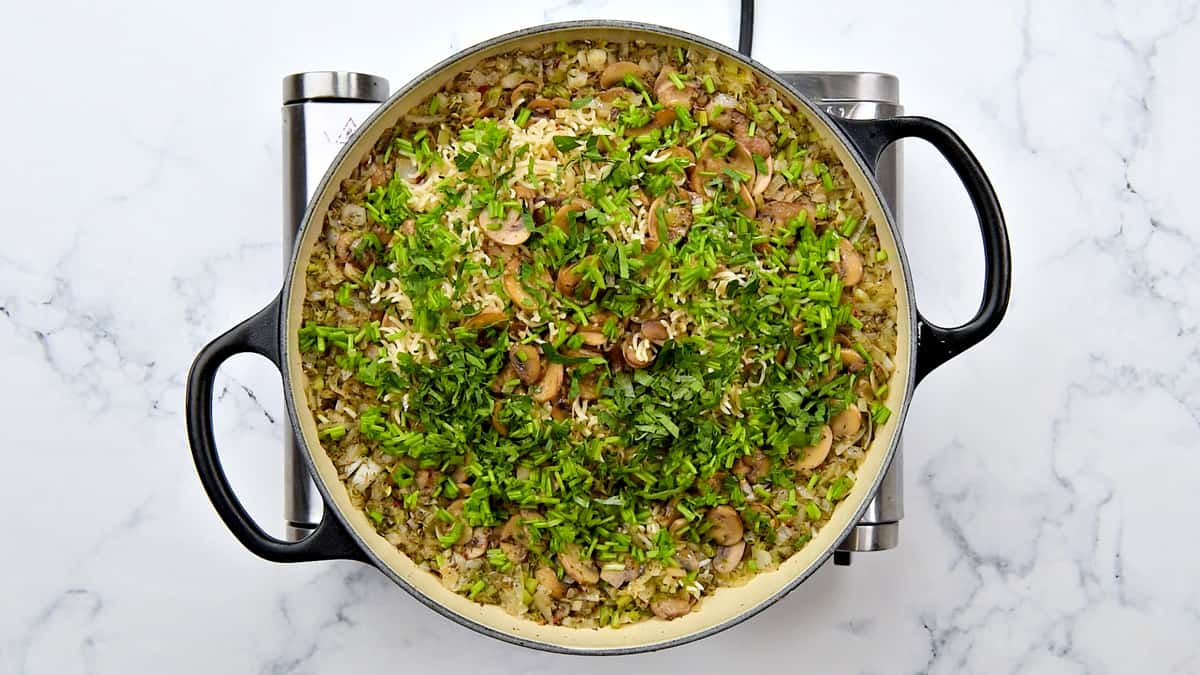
[186,21,1011,654]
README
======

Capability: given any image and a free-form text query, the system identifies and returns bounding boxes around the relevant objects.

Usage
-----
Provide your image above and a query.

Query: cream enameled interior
[284,23,914,652]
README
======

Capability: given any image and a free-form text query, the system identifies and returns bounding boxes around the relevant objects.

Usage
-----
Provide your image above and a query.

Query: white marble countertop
[2,0,1197,672]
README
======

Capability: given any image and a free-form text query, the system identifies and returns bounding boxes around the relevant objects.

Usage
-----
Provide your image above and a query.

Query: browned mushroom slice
[554,257,595,300]
[507,344,542,385]
[734,182,756,218]
[831,403,863,438]
[627,108,678,137]
[621,334,656,369]
[551,198,592,231]
[597,86,640,104]
[840,347,866,372]
[758,199,815,232]
[463,310,509,331]
[705,93,746,131]
[530,362,564,403]
[690,135,756,196]
[599,563,641,588]
[712,539,746,574]
[479,209,530,246]
[535,566,566,599]
[559,546,600,585]
[527,97,569,113]
[640,319,670,345]
[752,155,774,196]
[509,82,537,106]
[460,527,488,560]
[502,259,538,311]
[646,191,694,251]
[796,425,834,470]
[705,505,744,545]
[650,594,693,620]
[599,61,644,88]
[835,238,864,286]
[654,65,694,108]
[499,514,532,562]
[491,400,509,436]
[576,329,607,347]
[732,450,770,482]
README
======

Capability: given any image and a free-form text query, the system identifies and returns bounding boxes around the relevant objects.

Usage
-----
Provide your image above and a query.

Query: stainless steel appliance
[280,69,905,561]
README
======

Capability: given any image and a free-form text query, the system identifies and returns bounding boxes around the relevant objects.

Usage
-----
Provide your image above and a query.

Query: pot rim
[278,19,917,655]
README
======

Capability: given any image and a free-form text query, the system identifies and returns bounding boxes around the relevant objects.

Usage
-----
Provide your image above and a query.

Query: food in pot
[299,39,898,628]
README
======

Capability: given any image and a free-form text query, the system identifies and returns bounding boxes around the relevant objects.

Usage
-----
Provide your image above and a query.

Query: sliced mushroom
[577,330,607,347]
[621,334,656,369]
[734,182,756,218]
[530,362,564,403]
[831,404,862,438]
[599,61,644,88]
[646,191,694,251]
[509,82,537,106]
[559,546,600,585]
[752,155,774,196]
[597,86,639,104]
[551,198,592,231]
[509,344,543,385]
[527,97,569,113]
[712,540,746,574]
[502,259,538,311]
[706,505,744,545]
[758,199,815,232]
[627,108,678,137]
[499,514,531,563]
[690,135,756,196]
[535,566,566,599]
[463,310,509,331]
[479,209,530,246]
[840,347,866,372]
[654,66,694,108]
[650,594,693,620]
[705,93,746,132]
[732,450,770,482]
[796,425,834,470]
[640,319,670,345]
[835,238,864,286]
[600,563,641,588]
[491,400,509,436]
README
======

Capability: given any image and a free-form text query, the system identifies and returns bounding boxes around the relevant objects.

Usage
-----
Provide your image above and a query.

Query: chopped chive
[514,107,531,128]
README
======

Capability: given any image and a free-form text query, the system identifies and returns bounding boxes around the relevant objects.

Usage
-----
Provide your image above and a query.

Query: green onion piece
[368,510,383,524]
[805,502,821,520]
[319,424,346,441]
[871,403,892,425]
[570,97,592,109]
[769,106,786,125]
[822,171,835,192]
[437,521,464,548]
[875,249,888,262]
[815,203,829,220]
[428,96,439,115]
[703,74,715,94]
[669,71,686,90]
[514,107,531,128]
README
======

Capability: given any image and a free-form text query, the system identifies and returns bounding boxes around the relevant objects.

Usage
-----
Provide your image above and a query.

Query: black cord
[737,0,755,57]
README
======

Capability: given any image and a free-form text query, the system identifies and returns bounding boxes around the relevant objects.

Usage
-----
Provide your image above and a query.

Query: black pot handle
[185,294,367,563]
[836,116,1012,383]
